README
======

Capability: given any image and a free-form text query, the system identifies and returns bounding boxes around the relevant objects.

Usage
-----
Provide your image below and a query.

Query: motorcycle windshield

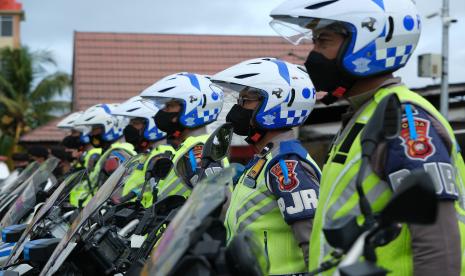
[5,170,86,266]
[40,155,144,276]
[0,158,59,231]
[0,162,40,194]
[142,165,236,276]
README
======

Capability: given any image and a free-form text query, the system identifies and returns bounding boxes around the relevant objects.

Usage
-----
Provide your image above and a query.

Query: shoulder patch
[270,160,300,192]
[400,117,436,161]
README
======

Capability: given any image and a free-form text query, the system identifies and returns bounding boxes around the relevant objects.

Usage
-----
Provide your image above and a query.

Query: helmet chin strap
[245,128,267,145]
[320,86,348,105]
[136,140,150,152]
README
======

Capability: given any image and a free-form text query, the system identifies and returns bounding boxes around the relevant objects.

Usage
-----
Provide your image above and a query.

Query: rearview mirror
[150,157,173,180]
[175,151,197,187]
[226,230,269,276]
[361,94,401,157]
[380,170,438,225]
[202,123,233,165]
[323,216,363,252]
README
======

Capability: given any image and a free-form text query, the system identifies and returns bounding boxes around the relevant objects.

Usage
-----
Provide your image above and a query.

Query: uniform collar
[258,130,296,157]
[269,130,296,145]
[187,127,207,137]
[347,77,403,110]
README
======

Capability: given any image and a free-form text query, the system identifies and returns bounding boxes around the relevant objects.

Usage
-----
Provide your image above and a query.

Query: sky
[20,0,465,89]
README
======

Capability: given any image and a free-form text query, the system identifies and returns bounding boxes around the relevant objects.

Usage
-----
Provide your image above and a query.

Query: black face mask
[62,135,83,149]
[63,151,75,162]
[304,51,356,105]
[226,104,254,136]
[53,166,64,178]
[226,104,267,145]
[123,125,144,147]
[154,111,184,137]
[90,134,103,148]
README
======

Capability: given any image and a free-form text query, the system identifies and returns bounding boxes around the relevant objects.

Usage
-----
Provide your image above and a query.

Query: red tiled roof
[22,31,309,143]
[72,32,309,110]
[20,116,67,143]
[0,0,22,11]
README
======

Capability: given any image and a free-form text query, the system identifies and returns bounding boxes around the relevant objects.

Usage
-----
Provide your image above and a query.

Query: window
[0,16,13,37]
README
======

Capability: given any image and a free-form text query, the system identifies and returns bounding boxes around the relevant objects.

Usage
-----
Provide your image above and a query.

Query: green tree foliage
[0,47,71,155]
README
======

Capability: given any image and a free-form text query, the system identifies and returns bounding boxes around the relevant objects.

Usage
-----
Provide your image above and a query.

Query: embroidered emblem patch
[400,117,435,161]
[183,145,204,167]
[270,160,300,192]
[193,145,203,159]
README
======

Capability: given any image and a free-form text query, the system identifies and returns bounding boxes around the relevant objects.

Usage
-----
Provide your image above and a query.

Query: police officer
[139,72,226,201]
[113,96,174,207]
[270,1,465,275]
[212,58,321,275]
[57,111,102,173]
[27,146,49,164]
[71,104,136,207]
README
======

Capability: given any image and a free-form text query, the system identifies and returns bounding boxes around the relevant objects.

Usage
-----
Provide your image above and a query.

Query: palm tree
[0,47,71,155]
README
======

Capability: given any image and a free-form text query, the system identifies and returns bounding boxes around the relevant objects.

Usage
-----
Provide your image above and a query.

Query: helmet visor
[74,125,91,135]
[270,17,341,45]
[142,97,182,110]
[210,82,244,94]
[269,19,313,46]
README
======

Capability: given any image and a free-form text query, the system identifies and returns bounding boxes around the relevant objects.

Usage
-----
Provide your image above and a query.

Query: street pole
[440,0,450,119]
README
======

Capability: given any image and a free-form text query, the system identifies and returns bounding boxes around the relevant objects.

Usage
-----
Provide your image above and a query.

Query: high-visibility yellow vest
[309,85,465,275]
[226,140,320,275]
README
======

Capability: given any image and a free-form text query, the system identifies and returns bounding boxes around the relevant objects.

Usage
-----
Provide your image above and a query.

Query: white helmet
[74,104,129,142]
[57,112,84,130]
[57,111,91,144]
[139,73,224,129]
[270,0,421,77]
[112,96,166,142]
[212,57,316,129]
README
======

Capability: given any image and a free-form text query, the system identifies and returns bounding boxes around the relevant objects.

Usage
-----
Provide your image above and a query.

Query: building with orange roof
[20,31,465,164]
[0,0,24,49]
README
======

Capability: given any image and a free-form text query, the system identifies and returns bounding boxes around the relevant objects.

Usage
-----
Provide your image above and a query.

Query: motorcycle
[1,169,87,270]
[309,94,439,275]
[139,124,268,276]
[31,154,145,275]
[0,162,40,213]
[0,158,60,231]
[0,159,59,223]
[35,124,235,275]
